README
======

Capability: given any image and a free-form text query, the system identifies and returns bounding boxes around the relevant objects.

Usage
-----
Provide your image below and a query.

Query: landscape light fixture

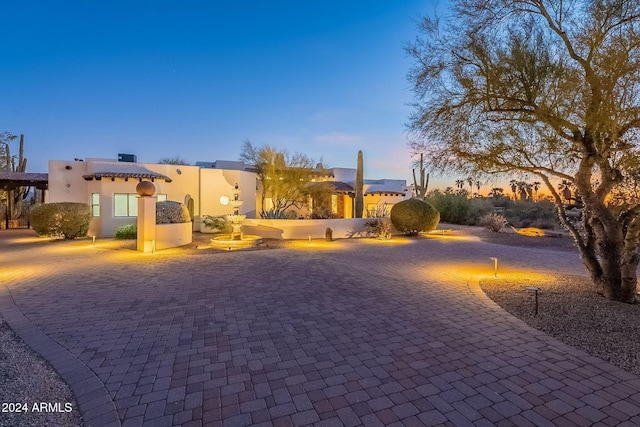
[490,257,498,277]
[526,286,540,315]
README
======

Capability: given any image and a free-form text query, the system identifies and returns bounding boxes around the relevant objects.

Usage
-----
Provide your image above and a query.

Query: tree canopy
[239,141,318,218]
[407,0,640,302]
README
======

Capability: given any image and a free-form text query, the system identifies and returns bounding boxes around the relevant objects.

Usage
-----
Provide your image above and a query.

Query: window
[91,193,100,217]
[157,194,167,202]
[331,195,338,214]
[114,193,138,217]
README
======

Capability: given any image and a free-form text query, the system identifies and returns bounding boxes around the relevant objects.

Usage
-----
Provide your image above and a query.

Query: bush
[479,212,508,232]
[504,200,558,229]
[29,202,92,239]
[114,223,137,239]
[156,201,191,224]
[364,218,391,239]
[308,205,335,219]
[203,215,229,233]
[425,190,477,224]
[390,198,440,235]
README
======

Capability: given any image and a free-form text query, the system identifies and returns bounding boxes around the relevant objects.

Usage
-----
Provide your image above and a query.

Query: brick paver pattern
[2,231,640,426]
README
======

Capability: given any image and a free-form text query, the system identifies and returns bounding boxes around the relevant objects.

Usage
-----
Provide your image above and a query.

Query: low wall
[242,218,376,240]
[155,222,193,249]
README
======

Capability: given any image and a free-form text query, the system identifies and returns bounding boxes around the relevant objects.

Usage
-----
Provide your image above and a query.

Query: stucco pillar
[136,181,156,253]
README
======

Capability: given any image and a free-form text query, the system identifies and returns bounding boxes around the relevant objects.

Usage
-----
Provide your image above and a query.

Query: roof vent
[118,153,137,163]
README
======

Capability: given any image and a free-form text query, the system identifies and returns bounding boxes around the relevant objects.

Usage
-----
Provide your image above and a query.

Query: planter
[155,222,192,249]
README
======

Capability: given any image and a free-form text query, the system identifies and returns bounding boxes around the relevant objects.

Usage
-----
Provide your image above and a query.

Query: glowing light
[490,257,498,277]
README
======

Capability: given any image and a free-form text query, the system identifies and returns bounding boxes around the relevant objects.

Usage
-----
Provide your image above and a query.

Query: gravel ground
[0,316,83,427]
[476,227,640,377]
[480,273,640,376]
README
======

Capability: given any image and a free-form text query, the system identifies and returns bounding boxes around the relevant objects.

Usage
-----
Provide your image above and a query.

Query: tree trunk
[569,191,638,303]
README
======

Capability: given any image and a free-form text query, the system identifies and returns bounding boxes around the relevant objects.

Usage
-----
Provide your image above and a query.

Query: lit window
[91,193,100,217]
[114,193,138,217]
[157,194,167,202]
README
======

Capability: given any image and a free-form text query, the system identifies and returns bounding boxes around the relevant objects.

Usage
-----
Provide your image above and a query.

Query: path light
[490,257,498,277]
[151,240,156,254]
[92,235,96,247]
[527,287,540,315]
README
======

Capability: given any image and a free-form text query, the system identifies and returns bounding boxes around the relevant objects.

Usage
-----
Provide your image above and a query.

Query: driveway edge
[0,285,121,427]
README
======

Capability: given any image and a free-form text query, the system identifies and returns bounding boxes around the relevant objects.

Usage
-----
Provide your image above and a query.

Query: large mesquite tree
[407,0,640,302]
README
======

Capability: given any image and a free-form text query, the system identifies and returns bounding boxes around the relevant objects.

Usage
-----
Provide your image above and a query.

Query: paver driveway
[2,230,640,426]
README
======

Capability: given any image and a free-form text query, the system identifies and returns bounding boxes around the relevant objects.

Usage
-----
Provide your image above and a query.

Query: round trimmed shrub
[29,202,92,239]
[390,198,440,235]
[156,201,191,224]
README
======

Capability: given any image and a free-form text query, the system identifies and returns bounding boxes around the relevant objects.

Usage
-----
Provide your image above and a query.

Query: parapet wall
[241,218,378,240]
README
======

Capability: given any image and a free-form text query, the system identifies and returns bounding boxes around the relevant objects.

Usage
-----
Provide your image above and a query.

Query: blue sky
[2,1,448,183]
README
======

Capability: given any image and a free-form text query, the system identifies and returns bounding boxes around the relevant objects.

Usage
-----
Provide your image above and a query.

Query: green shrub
[29,202,92,239]
[504,200,559,229]
[114,223,137,239]
[390,198,440,235]
[425,189,475,224]
[156,201,191,224]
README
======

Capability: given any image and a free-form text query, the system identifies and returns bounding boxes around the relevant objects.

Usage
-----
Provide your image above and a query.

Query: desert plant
[412,153,429,199]
[307,205,336,219]
[355,150,364,218]
[504,200,558,229]
[114,223,137,239]
[479,212,507,232]
[156,201,191,224]
[29,202,92,239]
[203,215,229,233]
[364,218,392,239]
[390,198,440,235]
[425,189,473,224]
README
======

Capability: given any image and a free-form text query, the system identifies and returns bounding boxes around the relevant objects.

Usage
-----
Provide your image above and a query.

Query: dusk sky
[2,1,453,184]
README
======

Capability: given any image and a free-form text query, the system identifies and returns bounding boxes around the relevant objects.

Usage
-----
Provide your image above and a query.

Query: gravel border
[480,270,640,377]
[0,315,83,427]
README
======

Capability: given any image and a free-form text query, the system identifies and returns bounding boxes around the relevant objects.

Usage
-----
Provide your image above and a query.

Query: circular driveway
[1,231,640,426]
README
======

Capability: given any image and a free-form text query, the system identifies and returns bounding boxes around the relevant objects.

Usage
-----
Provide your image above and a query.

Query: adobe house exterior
[48,157,257,237]
[302,167,410,218]
[48,157,411,237]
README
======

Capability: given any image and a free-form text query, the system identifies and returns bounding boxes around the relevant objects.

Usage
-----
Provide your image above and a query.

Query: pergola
[0,171,48,229]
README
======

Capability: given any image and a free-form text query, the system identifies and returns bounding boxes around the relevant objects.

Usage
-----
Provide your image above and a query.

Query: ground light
[490,257,498,277]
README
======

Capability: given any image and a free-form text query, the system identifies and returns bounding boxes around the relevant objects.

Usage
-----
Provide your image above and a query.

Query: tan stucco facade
[48,159,256,237]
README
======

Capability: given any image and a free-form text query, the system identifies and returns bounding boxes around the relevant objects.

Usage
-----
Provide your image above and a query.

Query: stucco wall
[155,222,193,250]
[242,218,372,239]
[198,169,257,231]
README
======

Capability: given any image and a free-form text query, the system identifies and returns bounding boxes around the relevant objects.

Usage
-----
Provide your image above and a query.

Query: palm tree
[509,179,518,200]
[489,187,504,198]
[532,181,541,201]
[455,179,464,190]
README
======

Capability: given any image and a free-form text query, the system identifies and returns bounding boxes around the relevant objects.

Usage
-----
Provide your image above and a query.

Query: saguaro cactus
[355,150,363,218]
[5,134,28,219]
[412,153,429,200]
